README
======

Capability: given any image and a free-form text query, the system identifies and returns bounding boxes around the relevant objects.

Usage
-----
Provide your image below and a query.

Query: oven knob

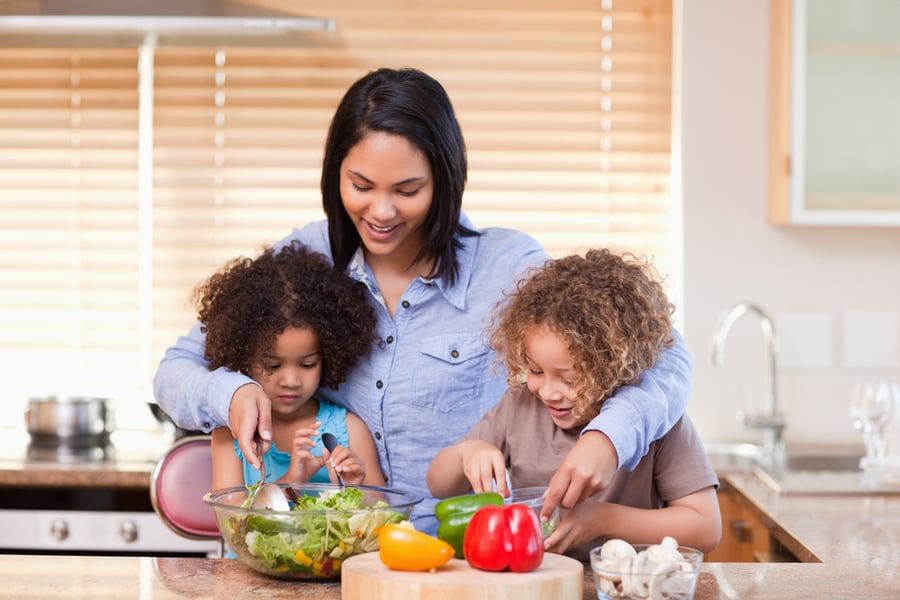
[50,518,69,541]
[119,519,139,543]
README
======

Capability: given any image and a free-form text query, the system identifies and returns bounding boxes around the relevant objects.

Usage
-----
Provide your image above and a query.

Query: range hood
[0,0,336,47]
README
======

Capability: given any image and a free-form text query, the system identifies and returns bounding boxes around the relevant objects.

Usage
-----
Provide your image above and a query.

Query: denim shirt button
[450,349,459,359]
[374,431,382,440]
[376,380,384,389]
[401,300,411,309]
[386,335,394,344]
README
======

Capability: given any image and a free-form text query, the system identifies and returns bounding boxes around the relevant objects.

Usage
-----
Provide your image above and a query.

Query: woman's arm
[545,486,721,554]
[152,322,254,431]
[152,323,273,470]
[542,329,693,514]
[589,329,693,470]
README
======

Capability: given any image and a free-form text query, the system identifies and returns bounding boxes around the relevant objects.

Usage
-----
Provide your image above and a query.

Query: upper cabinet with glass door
[768,0,900,225]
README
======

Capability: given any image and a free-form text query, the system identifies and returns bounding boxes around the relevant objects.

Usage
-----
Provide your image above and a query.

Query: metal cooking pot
[25,396,110,441]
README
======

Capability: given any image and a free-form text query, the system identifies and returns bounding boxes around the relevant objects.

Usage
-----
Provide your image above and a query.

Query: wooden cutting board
[341,552,585,600]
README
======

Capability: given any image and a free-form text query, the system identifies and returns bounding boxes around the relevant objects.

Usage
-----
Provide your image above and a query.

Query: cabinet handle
[49,518,69,542]
[119,519,139,543]
[730,519,754,543]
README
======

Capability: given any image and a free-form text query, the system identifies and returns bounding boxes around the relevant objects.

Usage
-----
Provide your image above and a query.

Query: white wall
[679,0,900,447]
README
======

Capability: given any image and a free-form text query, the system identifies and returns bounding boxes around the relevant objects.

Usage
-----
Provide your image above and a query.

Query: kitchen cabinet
[706,482,770,562]
[705,482,799,563]
[768,0,900,226]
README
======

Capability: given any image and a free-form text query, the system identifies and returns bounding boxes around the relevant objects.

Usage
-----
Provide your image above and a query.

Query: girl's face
[249,326,322,419]
[339,131,433,268]
[524,323,581,430]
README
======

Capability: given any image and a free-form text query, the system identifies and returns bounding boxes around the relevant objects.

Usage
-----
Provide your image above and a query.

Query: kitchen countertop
[0,428,171,489]
[1,431,899,597]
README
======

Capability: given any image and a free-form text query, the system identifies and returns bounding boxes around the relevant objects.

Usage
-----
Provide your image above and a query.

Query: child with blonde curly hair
[196,242,385,490]
[427,248,720,558]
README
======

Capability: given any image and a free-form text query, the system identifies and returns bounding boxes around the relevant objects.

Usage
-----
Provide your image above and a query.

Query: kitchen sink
[706,442,864,473]
[782,452,862,472]
[705,442,900,495]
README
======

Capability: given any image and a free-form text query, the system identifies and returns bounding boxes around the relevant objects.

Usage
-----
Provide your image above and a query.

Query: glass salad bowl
[203,482,421,580]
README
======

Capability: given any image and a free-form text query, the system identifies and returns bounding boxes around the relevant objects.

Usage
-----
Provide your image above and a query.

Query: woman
[154,67,693,532]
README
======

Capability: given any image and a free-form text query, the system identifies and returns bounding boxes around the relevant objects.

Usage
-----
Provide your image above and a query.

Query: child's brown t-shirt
[460,383,719,557]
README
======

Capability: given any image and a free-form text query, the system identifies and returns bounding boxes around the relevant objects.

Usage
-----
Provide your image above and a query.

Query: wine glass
[850,379,895,462]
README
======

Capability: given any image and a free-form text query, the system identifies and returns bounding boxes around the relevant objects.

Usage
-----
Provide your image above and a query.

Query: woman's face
[249,326,322,420]
[524,323,582,430]
[339,131,433,267]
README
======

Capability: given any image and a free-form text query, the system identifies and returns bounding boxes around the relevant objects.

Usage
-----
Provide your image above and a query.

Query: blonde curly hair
[489,248,674,427]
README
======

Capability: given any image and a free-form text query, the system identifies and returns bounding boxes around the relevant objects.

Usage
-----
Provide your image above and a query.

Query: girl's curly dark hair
[193,242,377,389]
[489,248,674,426]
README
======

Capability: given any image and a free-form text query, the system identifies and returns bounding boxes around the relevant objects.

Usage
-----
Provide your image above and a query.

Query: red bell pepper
[462,503,544,573]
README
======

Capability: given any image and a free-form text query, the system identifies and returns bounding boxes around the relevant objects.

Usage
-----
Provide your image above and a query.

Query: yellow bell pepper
[378,523,454,572]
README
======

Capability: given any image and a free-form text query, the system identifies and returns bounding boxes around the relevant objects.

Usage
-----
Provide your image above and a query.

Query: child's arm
[210,426,247,490]
[332,412,386,486]
[426,440,509,499]
[544,487,722,554]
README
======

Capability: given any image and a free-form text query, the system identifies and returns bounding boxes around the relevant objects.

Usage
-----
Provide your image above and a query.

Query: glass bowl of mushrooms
[590,537,703,600]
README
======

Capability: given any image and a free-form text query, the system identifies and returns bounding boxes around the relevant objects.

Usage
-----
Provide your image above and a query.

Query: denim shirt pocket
[411,332,490,413]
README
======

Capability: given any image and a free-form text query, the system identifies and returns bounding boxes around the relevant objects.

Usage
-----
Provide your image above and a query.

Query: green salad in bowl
[203,483,421,580]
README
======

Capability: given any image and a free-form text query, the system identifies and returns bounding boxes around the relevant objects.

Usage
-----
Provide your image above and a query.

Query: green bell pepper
[434,491,503,557]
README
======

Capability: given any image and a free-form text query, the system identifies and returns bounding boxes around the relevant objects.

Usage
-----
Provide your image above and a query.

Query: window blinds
[0,0,673,409]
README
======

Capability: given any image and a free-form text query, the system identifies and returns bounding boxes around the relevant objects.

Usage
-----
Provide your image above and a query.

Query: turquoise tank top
[234,399,349,485]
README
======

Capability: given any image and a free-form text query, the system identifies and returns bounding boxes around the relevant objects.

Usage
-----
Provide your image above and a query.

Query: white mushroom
[660,536,678,551]
[601,538,638,561]
[645,540,682,563]
[647,559,680,600]
[596,573,620,597]
[625,549,652,598]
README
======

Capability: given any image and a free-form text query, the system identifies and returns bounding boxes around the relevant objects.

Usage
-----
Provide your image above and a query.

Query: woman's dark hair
[321,67,478,285]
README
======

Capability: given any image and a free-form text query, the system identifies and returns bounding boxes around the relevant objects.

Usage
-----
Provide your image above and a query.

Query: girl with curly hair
[427,249,721,557]
[197,242,384,490]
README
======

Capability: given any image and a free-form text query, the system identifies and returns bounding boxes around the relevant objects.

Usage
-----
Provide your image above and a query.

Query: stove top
[0,427,173,467]
[26,440,113,464]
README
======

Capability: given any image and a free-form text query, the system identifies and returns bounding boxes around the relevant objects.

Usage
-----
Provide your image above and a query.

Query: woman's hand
[229,383,273,471]
[282,423,326,483]
[459,440,509,497]
[541,431,617,520]
[323,442,367,485]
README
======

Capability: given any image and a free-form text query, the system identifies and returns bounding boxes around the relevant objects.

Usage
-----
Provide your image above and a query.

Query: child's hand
[283,422,325,482]
[543,498,605,555]
[459,440,508,497]
[323,442,367,485]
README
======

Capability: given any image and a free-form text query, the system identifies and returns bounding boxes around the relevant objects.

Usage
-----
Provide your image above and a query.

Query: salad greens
[226,487,406,579]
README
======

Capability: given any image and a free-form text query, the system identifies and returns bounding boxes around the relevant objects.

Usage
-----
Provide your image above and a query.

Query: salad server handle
[321,433,345,488]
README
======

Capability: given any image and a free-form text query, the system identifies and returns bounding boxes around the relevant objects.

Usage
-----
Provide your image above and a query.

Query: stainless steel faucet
[712,302,786,460]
